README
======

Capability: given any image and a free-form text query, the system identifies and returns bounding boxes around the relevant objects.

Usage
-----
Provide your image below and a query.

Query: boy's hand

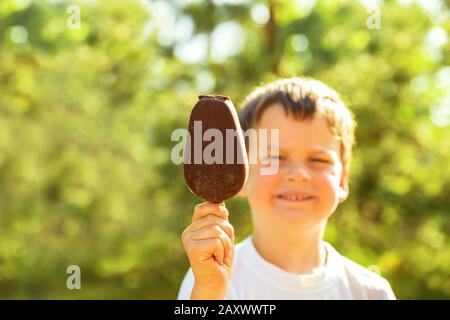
[181,201,235,299]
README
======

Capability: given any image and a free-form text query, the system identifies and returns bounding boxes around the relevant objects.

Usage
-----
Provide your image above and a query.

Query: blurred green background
[0,0,449,299]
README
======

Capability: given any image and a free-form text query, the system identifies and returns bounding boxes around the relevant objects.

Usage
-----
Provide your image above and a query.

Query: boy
[178,77,396,299]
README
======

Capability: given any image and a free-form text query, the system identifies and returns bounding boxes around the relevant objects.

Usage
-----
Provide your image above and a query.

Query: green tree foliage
[0,0,448,298]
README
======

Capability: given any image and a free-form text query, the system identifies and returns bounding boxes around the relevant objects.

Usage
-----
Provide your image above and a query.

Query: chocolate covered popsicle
[183,94,249,203]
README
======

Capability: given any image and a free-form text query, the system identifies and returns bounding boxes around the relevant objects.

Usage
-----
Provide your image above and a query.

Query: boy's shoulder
[324,242,396,299]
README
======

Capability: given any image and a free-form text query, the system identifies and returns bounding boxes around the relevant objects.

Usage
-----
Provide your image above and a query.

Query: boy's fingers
[189,215,234,242]
[190,225,232,259]
[192,201,228,222]
[192,238,225,265]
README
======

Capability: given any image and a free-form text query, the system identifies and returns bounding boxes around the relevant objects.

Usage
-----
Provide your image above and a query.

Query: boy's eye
[310,158,330,164]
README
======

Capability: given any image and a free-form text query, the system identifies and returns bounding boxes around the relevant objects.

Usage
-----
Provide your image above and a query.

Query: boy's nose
[285,163,311,182]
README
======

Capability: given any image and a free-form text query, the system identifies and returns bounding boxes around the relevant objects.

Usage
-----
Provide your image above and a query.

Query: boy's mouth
[274,191,315,202]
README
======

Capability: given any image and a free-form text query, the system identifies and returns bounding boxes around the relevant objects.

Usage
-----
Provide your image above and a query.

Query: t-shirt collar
[240,235,341,293]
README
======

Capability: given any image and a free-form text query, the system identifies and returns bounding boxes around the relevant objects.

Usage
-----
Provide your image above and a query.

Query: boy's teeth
[279,195,310,200]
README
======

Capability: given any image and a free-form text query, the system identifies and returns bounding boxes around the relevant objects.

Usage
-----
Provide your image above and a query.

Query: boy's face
[241,103,349,231]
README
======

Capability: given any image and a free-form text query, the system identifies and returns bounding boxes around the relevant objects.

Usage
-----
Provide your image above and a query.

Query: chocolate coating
[183,94,249,202]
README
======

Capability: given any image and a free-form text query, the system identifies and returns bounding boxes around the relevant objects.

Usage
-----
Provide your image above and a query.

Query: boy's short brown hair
[238,77,357,173]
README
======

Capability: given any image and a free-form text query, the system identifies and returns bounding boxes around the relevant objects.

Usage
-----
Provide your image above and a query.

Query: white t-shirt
[177,235,396,300]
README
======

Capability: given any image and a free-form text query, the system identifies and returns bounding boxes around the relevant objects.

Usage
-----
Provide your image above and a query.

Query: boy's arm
[190,282,227,300]
[177,268,230,300]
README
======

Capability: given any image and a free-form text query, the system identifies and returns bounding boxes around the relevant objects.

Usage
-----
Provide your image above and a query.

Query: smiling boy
[178,77,396,300]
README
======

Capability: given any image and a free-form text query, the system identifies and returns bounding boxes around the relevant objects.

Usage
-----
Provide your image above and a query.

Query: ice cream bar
[183,94,249,203]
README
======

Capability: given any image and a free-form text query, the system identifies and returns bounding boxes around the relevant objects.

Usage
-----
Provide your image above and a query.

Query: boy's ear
[338,167,349,203]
